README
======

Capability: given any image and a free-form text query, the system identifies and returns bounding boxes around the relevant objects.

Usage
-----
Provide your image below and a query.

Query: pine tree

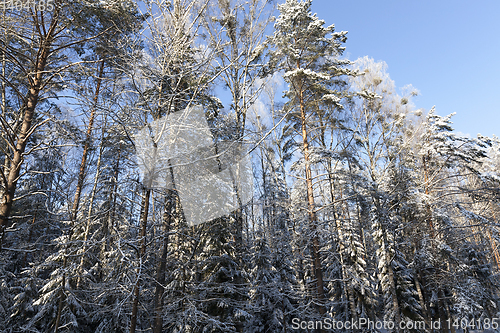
[266,0,354,317]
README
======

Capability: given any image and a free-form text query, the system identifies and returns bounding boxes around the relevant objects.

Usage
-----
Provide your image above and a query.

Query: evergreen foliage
[0,1,499,332]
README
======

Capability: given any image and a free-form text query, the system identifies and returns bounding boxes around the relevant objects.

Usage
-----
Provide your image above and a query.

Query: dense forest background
[1,0,500,332]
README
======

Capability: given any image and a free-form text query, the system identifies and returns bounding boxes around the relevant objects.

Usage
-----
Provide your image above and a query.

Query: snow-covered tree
[266,0,354,317]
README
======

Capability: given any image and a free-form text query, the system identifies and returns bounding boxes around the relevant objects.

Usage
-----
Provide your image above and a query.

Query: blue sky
[310,0,500,138]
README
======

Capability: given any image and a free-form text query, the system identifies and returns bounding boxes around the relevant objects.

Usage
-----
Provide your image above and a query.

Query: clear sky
[310,0,500,138]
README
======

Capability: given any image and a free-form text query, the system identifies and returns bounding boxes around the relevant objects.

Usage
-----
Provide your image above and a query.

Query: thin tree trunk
[387,263,401,333]
[282,301,287,333]
[22,214,37,266]
[415,273,430,327]
[438,289,449,333]
[221,1,245,249]
[346,157,368,262]
[103,142,122,254]
[423,152,435,238]
[375,199,401,333]
[76,118,106,289]
[261,153,269,236]
[130,188,151,333]
[298,88,326,315]
[152,192,173,333]
[444,295,456,333]
[330,177,356,323]
[487,204,500,270]
[335,213,357,322]
[54,286,65,333]
[326,160,349,314]
[71,59,105,222]
[339,185,361,325]
[0,9,9,233]
[487,227,500,270]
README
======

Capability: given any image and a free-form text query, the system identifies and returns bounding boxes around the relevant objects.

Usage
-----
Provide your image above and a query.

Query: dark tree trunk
[130,188,151,333]
[71,59,105,222]
[152,192,173,333]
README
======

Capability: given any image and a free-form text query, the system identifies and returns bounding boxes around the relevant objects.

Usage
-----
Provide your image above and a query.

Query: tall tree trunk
[76,118,106,289]
[152,192,173,333]
[339,186,361,324]
[54,285,65,333]
[326,159,348,312]
[71,59,105,222]
[329,171,358,323]
[422,152,435,238]
[487,227,500,270]
[437,289,449,333]
[55,60,106,329]
[387,263,401,333]
[103,142,122,254]
[443,293,456,333]
[298,89,326,315]
[335,214,357,322]
[221,2,245,249]
[0,11,59,250]
[487,204,500,270]
[0,9,9,237]
[415,273,431,327]
[130,187,151,333]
